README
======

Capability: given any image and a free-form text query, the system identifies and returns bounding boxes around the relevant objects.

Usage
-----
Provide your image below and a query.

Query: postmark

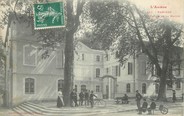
[33,2,65,30]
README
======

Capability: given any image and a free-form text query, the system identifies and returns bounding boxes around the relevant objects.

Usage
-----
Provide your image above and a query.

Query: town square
[0,0,184,115]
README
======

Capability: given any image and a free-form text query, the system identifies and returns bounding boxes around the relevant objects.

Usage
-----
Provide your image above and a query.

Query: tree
[0,0,85,106]
[87,0,183,101]
[0,38,5,94]
[63,0,85,106]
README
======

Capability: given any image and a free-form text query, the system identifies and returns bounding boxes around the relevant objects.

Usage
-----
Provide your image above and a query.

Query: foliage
[85,0,183,100]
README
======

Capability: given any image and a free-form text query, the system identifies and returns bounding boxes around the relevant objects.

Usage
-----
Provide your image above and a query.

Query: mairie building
[4,17,184,107]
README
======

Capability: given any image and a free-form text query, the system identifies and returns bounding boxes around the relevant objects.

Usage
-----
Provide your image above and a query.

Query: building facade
[5,19,65,106]
[5,18,184,106]
[74,42,184,99]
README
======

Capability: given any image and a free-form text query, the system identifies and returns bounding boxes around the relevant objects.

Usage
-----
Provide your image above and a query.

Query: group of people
[135,89,177,114]
[57,88,177,111]
[136,90,156,115]
[57,89,97,108]
[70,89,97,108]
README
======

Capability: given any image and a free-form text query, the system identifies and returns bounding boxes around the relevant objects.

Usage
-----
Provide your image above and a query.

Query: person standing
[73,90,78,107]
[85,90,89,106]
[57,89,64,108]
[70,89,74,107]
[89,91,97,108]
[70,89,78,107]
[136,90,142,114]
[79,90,84,106]
[172,90,176,103]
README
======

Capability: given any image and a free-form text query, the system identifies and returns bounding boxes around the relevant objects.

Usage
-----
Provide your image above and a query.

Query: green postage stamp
[33,2,65,30]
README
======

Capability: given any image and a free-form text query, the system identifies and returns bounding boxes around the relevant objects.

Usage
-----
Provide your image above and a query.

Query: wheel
[95,99,106,107]
[160,107,168,114]
[99,100,106,107]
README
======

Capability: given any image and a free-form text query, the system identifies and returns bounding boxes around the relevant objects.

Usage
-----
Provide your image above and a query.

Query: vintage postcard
[0,0,184,116]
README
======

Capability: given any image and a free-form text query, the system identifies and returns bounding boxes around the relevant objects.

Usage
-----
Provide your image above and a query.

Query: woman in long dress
[57,89,64,108]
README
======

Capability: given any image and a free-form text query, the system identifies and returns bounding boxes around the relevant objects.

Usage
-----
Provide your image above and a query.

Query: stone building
[4,16,184,107]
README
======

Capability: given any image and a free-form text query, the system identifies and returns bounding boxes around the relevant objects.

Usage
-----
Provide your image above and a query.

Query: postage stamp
[33,2,65,30]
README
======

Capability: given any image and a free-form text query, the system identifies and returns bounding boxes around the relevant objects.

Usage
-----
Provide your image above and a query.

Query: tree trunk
[63,30,74,106]
[157,53,170,101]
[62,0,84,106]
[157,74,167,101]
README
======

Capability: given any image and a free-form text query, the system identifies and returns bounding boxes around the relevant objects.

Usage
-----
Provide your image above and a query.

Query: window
[174,64,180,76]
[96,85,100,92]
[58,79,64,91]
[81,85,86,92]
[96,68,100,77]
[96,55,100,62]
[23,45,37,66]
[115,65,121,76]
[56,50,64,68]
[75,85,77,92]
[126,83,131,93]
[119,64,121,76]
[115,51,119,58]
[12,30,16,36]
[155,84,159,94]
[167,85,172,90]
[141,62,146,75]
[128,62,133,75]
[142,83,146,94]
[115,65,118,76]
[106,54,109,61]
[25,78,35,94]
[112,66,116,76]
[176,81,181,89]
[82,54,84,61]
[106,68,109,74]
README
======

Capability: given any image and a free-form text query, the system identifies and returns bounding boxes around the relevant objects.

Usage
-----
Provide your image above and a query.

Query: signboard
[33,2,65,30]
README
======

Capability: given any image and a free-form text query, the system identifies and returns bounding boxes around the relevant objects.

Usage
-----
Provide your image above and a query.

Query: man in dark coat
[79,90,84,106]
[73,90,78,107]
[70,89,78,107]
[89,91,97,108]
[85,90,90,106]
[136,90,142,114]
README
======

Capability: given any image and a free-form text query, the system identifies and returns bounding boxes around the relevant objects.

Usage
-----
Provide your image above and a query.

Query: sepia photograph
[0,0,184,115]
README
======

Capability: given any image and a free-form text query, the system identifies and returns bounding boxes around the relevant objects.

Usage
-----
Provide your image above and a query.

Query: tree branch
[171,27,182,45]
[122,16,136,28]
[135,6,158,60]
[128,6,161,71]
[73,0,85,32]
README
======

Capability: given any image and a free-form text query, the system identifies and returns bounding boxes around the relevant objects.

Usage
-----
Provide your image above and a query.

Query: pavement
[0,99,183,116]
[24,99,184,114]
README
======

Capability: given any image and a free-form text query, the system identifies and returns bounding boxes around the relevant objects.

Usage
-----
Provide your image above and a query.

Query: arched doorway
[101,75,117,99]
